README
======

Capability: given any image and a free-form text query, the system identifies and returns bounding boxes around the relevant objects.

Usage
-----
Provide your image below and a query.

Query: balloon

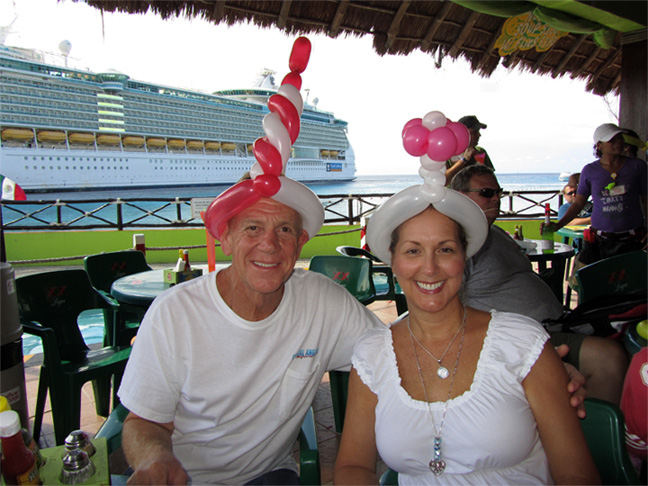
[253,138,283,176]
[278,83,303,115]
[249,162,263,179]
[424,169,446,187]
[272,177,325,239]
[434,189,488,257]
[446,121,470,155]
[281,72,302,91]
[418,166,430,179]
[262,112,292,167]
[268,94,300,143]
[420,155,446,172]
[402,118,422,137]
[427,127,457,161]
[253,174,281,197]
[420,182,446,203]
[289,37,311,73]
[403,125,430,156]
[204,180,261,240]
[422,111,447,131]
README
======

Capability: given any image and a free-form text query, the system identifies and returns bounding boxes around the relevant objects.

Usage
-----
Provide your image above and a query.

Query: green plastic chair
[84,250,152,346]
[95,403,321,484]
[329,370,349,433]
[16,269,132,445]
[575,251,647,304]
[309,255,376,306]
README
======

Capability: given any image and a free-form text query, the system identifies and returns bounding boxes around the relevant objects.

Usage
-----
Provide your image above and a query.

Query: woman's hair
[593,143,602,158]
[389,206,468,255]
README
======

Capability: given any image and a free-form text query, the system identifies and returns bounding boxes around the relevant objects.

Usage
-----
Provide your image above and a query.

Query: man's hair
[450,165,496,192]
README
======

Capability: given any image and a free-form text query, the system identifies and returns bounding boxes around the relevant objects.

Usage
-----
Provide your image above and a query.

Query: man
[451,165,629,404]
[558,173,591,227]
[444,115,495,185]
[117,177,383,484]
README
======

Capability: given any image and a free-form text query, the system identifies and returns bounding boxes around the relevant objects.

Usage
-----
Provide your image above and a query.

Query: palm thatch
[83,0,646,96]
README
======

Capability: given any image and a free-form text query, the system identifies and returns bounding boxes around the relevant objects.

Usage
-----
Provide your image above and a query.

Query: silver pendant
[437,365,449,379]
[429,459,446,476]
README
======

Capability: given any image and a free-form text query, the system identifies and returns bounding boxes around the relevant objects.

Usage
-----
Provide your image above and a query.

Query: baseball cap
[458,115,487,130]
[593,123,626,143]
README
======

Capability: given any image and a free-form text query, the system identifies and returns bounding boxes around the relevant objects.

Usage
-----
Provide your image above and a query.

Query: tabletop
[557,225,587,243]
[524,240,575,263]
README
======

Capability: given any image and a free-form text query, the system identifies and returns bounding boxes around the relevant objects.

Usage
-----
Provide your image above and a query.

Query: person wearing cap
[444,115,495,185]
[334,174,598,484]
[546,123,647,265]
[451,165,629,406]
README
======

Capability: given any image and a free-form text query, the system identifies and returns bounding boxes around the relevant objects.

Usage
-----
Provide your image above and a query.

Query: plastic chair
[329,370,349,433]
[575,251,647,304]
[309,255,376,306]
[16,269,132,445]
[95,403,321,484]
[336,246,408,315]
[84,250,152,346]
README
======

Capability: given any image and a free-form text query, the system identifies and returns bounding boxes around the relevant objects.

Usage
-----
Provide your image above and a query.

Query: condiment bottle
[182,250,191,271]
[0,410,41,485]
[173,249,186,272]
[540,203,554,254]
[0,396,43,468]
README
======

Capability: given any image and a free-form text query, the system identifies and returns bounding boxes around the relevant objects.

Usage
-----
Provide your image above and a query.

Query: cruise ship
[0,43,356,192]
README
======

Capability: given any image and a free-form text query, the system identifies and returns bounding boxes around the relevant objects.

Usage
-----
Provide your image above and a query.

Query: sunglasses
[564,191,576,196]
[467,187,503,198]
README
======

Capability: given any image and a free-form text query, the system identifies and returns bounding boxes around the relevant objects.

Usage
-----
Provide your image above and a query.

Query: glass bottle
[0,396,43,468]
[540,203,554,254]
[0,410,41,485]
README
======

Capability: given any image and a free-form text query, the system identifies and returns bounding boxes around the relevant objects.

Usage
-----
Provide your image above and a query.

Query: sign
[495,12,568,57]
[191,197,214,219]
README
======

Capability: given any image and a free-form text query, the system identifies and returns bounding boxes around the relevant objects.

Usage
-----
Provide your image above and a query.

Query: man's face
[468,128,481,148]
[220,198,308,298]
[462,173,501,226]
[563,185,577,203]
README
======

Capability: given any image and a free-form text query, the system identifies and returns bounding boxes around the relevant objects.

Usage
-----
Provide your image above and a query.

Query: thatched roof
[83,0,646,96]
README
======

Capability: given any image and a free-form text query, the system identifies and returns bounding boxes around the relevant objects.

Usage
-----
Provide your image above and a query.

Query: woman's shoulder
[487,311,549,348]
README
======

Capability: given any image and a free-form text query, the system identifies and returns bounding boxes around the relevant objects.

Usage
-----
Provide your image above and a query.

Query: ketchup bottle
[0,410,41,485]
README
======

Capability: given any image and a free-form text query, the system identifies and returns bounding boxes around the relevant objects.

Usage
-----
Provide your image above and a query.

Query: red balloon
[427,127,458,161]
[402,125,430,157]
[204,180,261,240]
[268,94,300,143]
[281,72,302,90]
[446,121,470,155]
[402,118,422,138]
[253,174,281,197]
[289,37,311,74]
[253,138,283,176]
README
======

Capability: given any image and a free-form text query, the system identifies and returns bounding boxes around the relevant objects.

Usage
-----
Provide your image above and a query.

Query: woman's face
[598,133,625,157]
[390,208,466,315]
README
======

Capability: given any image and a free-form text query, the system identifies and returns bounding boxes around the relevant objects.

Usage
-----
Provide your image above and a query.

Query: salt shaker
[64,430,96,458]
[59,449,96,484]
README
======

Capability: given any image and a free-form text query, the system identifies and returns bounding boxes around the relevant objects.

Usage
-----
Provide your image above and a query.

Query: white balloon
[278,83,303,115]
[420,183,446,203]
[249,162,263,179]
[272,177,324,240]
[262,112,291,167]
[434,189,489,257]
[422,111,447,131]
[424,169,446,187]
[420,155,447,171]
[418,166,430,179]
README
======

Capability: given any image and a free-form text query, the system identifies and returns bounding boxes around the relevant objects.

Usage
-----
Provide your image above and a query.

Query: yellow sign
[495,12,568,57]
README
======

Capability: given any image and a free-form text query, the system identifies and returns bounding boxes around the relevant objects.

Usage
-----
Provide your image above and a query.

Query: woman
[333,183,599,484]
[549,123,647,264]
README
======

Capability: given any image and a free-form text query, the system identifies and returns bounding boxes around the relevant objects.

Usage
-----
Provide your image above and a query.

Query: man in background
[445,115,495,185]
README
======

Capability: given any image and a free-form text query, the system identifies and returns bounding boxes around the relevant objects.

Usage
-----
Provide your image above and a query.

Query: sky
[1,0,621,175]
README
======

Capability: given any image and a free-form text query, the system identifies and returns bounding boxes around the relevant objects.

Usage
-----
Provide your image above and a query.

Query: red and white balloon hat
[204,37,324,241]
[367,111,489,264]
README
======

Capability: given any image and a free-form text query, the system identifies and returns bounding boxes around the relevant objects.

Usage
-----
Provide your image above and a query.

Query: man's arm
[123,412,189,485]
[444,147,476,185]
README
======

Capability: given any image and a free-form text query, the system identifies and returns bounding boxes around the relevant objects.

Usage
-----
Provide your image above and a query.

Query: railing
[1,190,563,231]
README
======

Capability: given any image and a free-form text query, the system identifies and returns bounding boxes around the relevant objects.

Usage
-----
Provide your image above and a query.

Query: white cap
[593,123,626,143]
[0,410,21,437]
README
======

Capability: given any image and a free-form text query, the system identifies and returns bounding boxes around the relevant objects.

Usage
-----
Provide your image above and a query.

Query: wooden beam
[277,0,292,29]
[476,30,501,69]
[211,0,226,22]
[552,34,588,78]
[570,45,601,79]
[329,0,350,37]
[448,10,479,58]
[588,47,621,89]
[386,1,411,50]
[420,1,453,52]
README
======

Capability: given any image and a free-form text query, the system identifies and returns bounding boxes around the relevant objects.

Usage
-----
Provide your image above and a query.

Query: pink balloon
[281,72,302,90]
[253,174,281,197]
[446,121,470,155]
[204,181,261,240]
[268,94,300,143]
[403,125,430,157]
[402,118,422,138]
[289,37,311,74]
[426,127,457,161]
[253,138,283,176]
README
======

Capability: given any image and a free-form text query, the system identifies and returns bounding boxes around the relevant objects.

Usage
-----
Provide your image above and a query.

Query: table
[111,264,228,308]
[557,225,587,244]
[522,240,575,304]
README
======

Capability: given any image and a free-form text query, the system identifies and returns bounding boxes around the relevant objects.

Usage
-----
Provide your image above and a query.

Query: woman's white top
[353,310,553,485]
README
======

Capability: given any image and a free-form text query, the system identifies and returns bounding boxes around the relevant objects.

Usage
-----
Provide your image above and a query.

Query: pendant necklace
[408,306,467,379]
[605,172,617,191]
[407,307,466,476]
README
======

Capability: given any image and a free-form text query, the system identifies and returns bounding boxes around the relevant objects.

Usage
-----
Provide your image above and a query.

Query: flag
[1,175,26,201]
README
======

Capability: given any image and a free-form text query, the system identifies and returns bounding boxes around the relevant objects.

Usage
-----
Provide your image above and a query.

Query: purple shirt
[578,157,647,233]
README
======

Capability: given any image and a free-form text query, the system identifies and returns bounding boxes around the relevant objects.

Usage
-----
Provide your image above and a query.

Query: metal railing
[1,190,563,231]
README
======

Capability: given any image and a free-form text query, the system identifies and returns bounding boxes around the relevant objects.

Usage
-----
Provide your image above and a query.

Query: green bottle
[541,203,554,254]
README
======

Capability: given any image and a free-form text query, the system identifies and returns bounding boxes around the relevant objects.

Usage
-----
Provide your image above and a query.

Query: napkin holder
[163,268,203,284]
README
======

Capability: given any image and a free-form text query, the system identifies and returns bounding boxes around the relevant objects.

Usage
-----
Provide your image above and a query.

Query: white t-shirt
[353,311,553,485]
[118,268,383,484]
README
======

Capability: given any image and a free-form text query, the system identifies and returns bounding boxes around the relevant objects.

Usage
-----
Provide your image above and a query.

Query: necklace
[605,172,617,191]
[408,307,466,476]
[408,306,467,379]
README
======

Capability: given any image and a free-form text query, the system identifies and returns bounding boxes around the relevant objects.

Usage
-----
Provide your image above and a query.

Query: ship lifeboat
[37,131,67,143]
[68,132,96,144]
[168,139,186,149]
[205,141,221,151]
[221,142,236,152]
[330,151,339,157]
[147,138,167,148]
[96,134,122,145]
[187,140,204,150]
[1,128,34,141]
[122,136,146,147]
[246,144,255,153]
[321,150,331,157]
